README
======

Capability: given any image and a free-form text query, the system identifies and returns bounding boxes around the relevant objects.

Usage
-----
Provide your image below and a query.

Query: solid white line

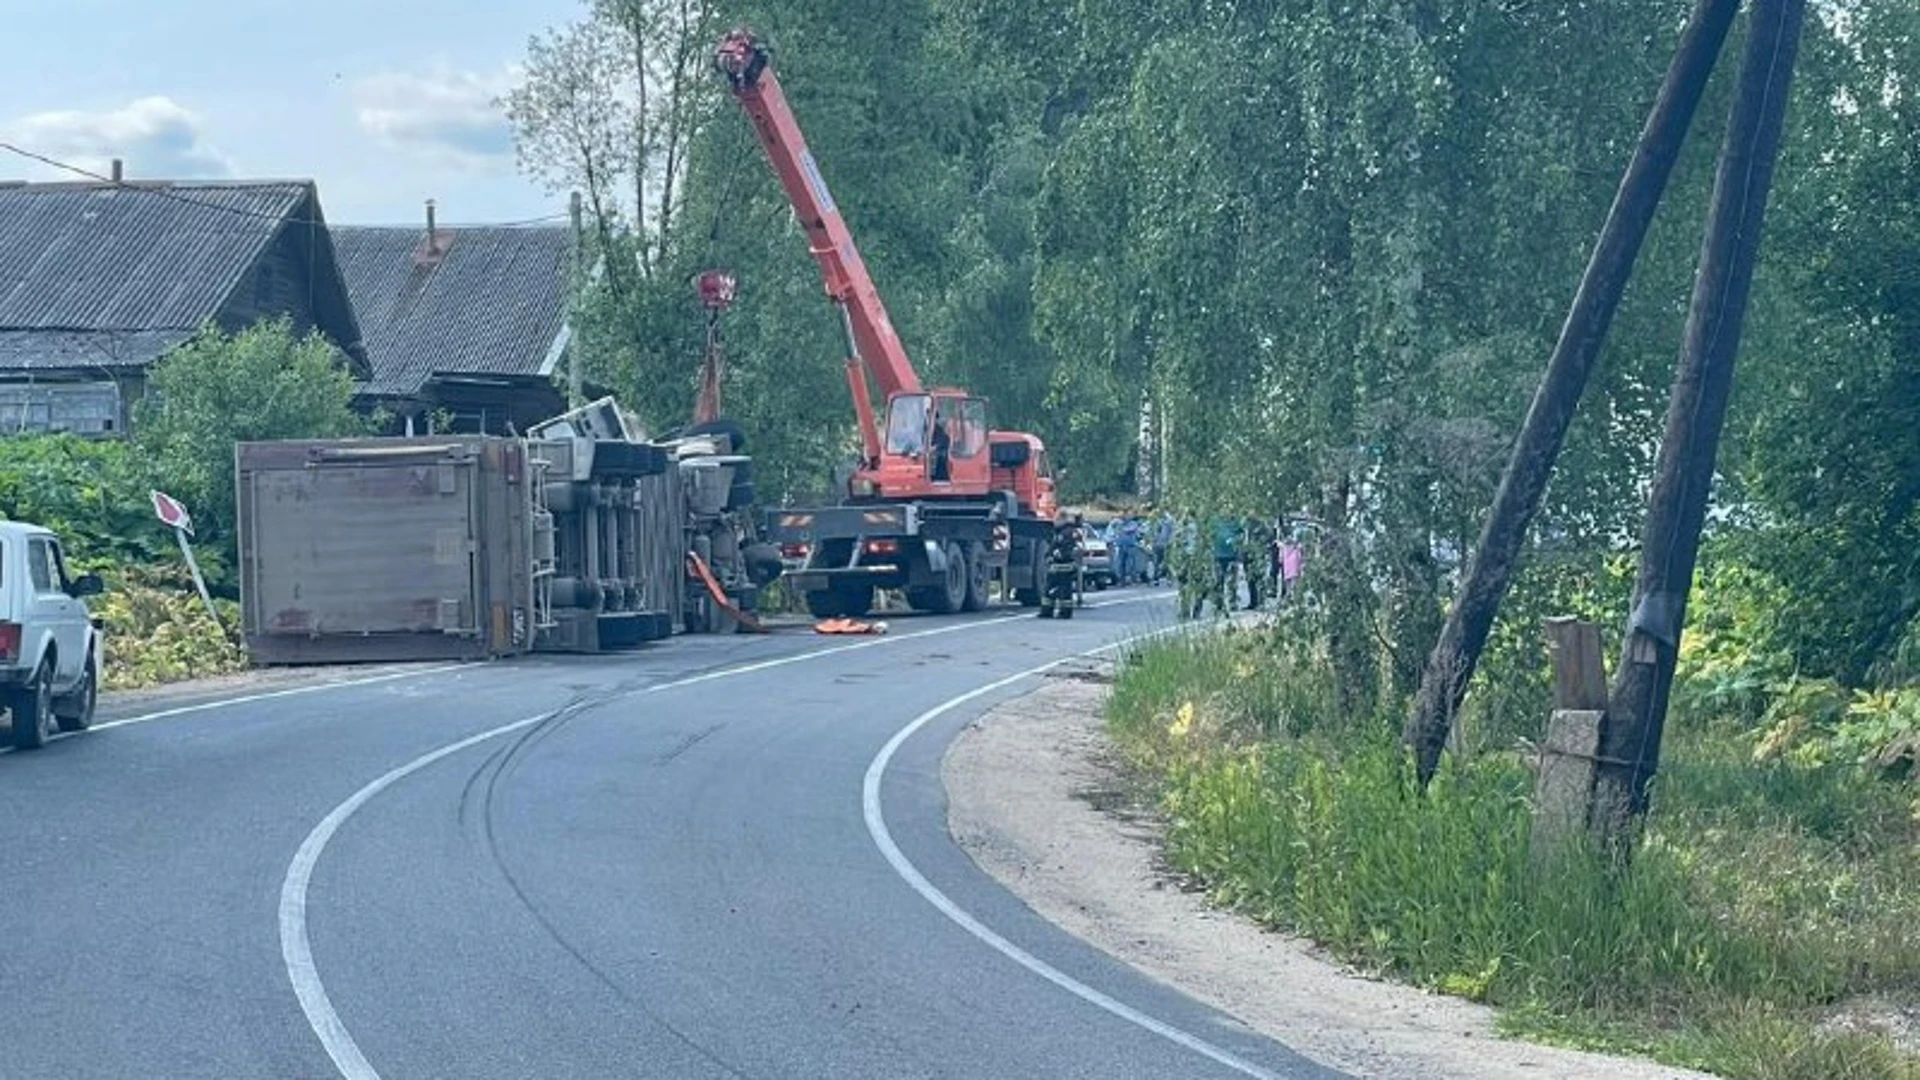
[281,713,547,1080]
[0,664,468,757]
[94,665,469,733]
[280,593,1171,1079]
[861,625,1285,1080]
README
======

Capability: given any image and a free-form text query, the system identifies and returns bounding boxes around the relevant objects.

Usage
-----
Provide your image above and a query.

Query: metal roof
[0,180,367,375]
[331,225,573,398]
[0,181,307,331]
[0,328,195,372]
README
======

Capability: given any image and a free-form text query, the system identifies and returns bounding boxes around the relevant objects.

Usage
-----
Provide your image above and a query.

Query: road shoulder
[942,667,1716,1080]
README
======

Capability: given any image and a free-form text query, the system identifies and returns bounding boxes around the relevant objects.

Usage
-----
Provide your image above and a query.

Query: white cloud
[4,96,230,180]
[352,64,517,171]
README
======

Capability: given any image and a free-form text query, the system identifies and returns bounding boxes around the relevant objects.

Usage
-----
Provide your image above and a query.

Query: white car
[0,522,104,749]
[1079,535,1116,590]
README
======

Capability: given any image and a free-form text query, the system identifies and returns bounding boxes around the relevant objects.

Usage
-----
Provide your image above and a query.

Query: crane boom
[713,26,1056,532]
[715,31,920,402]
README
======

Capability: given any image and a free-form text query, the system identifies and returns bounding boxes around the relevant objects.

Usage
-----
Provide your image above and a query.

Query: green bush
[137,317,371,587]
[1110,629,1920,1080]
[94,568,245,691]
[0,318,371,693]
[0,434,170,567]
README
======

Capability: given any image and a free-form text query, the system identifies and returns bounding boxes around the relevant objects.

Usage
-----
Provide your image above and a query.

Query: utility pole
[568,190,585,408]
[1595,0,1807,832]
[1402,0,1741,786]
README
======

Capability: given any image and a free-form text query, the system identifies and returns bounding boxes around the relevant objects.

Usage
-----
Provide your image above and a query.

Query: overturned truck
[236,399,780,664]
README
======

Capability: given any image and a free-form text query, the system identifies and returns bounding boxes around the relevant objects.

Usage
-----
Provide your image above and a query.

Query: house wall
[0,373,143,437]
[216,220,327,336]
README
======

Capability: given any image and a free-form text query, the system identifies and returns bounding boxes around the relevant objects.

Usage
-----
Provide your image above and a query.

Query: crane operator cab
[875,390,987,490]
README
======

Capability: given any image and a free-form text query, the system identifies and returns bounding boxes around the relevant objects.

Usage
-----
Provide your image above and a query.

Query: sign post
[151,490,221,630]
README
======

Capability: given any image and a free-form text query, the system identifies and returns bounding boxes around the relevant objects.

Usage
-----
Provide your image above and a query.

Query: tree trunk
[1320,476,1381,724]
[1595,0,1807,834]
[1402,0,1740,785]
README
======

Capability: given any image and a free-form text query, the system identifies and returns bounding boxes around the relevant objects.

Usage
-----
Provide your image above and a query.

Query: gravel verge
[942,668,1718,1080]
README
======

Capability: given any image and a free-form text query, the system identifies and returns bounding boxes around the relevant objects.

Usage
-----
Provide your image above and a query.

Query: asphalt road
[2,591,1346,1080]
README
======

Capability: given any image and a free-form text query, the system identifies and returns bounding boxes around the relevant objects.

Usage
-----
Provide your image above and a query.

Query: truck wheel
[1014,587,1041,607]
[907,542,967,615]
[931,541,966,614]
[834,582,875,618]
[961,543,991,612]
[9,660,56,750]
[805,590,847,619]
[55,652,97,733]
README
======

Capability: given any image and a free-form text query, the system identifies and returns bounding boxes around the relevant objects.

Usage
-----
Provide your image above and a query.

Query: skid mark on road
[862,623,1294,1080]
[472,696,755,1079]
[280,594,1168,1080]
[655,722,726,765]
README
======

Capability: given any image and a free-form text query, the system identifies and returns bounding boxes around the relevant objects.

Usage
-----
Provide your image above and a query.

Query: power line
[0,142,569,230]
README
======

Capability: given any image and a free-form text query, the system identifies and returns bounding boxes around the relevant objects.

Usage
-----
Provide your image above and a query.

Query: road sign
[150,490,193,536]
[148,490,221,633]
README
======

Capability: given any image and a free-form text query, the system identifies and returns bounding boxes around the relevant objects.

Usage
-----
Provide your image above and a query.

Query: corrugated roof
[0,181,309,332]
[332,225,573,398]
[0,328,194,372]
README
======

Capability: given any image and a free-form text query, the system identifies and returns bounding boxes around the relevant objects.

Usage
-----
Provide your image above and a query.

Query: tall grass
[1108,628,1920,1079]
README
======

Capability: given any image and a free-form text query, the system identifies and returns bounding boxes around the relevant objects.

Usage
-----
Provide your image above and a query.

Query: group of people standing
[1095,509,1309,619]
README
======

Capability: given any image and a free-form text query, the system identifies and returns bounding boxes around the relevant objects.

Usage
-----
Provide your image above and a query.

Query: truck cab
[0,522,105,749]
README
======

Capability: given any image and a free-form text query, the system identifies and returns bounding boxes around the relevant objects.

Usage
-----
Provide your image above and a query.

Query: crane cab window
[932,397,985,460]
[884,393,932,456]
[948,399,986,459]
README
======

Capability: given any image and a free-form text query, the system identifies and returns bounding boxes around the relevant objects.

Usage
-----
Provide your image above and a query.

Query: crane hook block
[696,271,737,311]
[715,29,769,89]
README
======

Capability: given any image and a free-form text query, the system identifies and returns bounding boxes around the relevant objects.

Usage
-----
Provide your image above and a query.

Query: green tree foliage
[136,317,369,576]
[507,0,1920,725]
[0,435,167,568]
[1729,0,1920,685]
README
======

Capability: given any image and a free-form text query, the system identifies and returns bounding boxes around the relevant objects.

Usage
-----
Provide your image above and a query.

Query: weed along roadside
[943,608,1920,1080]
[1051,623,1920,1080]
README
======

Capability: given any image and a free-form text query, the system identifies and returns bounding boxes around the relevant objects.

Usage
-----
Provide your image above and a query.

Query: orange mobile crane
[715,29,1060,618]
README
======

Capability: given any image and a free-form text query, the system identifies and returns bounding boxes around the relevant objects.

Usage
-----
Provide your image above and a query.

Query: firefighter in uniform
[1039,514,1085,619]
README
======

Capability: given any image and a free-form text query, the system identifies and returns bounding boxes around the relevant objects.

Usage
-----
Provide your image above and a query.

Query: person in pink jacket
[1278,534,1304,602]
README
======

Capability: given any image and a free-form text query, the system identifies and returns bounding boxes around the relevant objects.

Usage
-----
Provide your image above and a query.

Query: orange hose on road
[686,551,767,633]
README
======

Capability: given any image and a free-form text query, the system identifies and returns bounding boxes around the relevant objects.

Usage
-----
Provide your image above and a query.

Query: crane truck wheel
[961,542,991,612]
[834,582,874,618]
[805,582,872,619]
[907,541,967,615]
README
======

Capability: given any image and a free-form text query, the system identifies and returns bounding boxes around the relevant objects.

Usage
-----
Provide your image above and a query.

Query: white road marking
[281,714,541,1080]
[862,625,1286,1080]
[6,590,1172,756]
[0,664,468,756]
[281,593,1171,1079]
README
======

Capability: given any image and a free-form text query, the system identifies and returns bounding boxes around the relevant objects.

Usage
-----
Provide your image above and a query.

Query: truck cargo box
[236,437,536,664]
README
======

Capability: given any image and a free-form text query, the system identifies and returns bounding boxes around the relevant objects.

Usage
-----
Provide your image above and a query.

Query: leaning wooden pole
[1402,0,1741,786]
[1594,0,1807,831]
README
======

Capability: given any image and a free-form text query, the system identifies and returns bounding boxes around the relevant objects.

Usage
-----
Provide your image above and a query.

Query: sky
[0,0,585,225]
